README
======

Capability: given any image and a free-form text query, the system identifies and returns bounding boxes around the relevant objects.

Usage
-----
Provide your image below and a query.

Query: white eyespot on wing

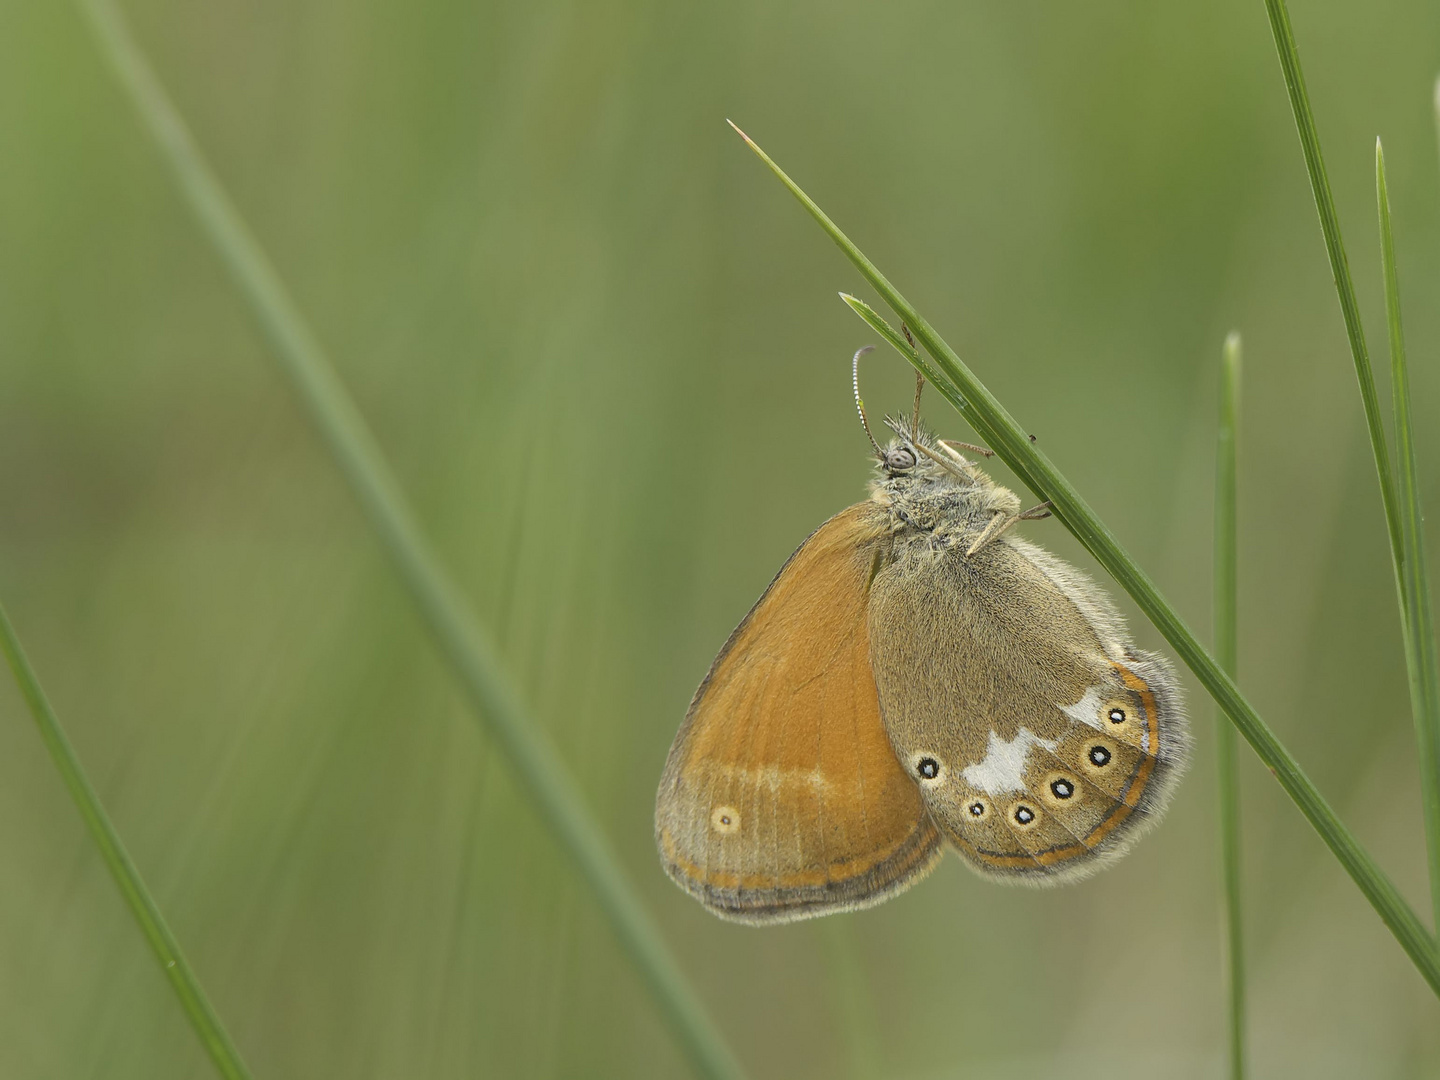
[1061,686,1107,731]
[961,728,1058,796]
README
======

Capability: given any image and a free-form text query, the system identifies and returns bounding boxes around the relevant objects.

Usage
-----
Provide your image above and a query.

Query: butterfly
[655,349,1188,923]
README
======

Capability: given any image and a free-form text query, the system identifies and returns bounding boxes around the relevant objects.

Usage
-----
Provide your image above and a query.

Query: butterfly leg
[914,441,979,483]
[964,502,1051,556]
[939,439,995,460]
[965,511,1020,556]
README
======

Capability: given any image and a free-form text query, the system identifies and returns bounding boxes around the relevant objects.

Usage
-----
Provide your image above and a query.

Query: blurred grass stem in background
[0,603,255,1080]
[1376,140,1440,935]
[77,1,747,1077]
[1214,334,1246,1080]
[732,127,1440,994]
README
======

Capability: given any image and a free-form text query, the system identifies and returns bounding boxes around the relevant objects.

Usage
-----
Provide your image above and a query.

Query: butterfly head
[877,414,930,475]
[851,346,975,485]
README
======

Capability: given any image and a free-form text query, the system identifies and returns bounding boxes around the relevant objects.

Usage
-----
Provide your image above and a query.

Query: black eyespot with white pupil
[1014,805,1035,825]
[968,801,985,817]
[917,757,940,780]
[1088,745,1112,767]
[1108,707,1127,725]
[1050,778,1075,799]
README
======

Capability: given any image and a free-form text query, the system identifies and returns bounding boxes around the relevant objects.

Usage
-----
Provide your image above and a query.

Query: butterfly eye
[916,756,941,781]
[885,447,916,471]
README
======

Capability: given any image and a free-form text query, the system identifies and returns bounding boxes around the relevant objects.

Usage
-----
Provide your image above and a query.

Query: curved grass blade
[0,603,254,1080]
[1263,14,1440,926]
[730,124,1440,995]
[1259,0,1402,575]
[1377,140,1440,933]
[78,3,747,1077]
[1215,333,1247,1078]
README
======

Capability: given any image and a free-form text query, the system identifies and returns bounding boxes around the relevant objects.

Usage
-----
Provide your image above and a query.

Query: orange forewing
[655,503,941,923]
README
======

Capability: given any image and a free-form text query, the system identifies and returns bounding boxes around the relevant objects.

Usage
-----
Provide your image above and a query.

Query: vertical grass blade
[0,603,254,1080]
[1214,333,1247,1079]
[1434,77,1440,174]
[732,128,1440,995]
[1377,140,1440,932]
[1259,0,1403,575]
[77,3,747,1077]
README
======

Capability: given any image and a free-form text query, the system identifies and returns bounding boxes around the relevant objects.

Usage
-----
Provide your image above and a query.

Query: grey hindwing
[865,536,1188,884]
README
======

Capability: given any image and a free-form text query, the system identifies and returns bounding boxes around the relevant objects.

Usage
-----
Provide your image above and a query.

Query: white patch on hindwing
[961,728,1058,795]
[1061,686,1107,730]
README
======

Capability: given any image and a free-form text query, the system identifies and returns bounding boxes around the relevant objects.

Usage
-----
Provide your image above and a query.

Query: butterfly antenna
[851,345,883,458]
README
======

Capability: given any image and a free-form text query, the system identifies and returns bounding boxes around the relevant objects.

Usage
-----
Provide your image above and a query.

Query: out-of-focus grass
[0,600,253,1079]
[1214,332,1246,1079]
[2,0,1439,1076]
[76,0,745,1075]
[1377,139,1440,936]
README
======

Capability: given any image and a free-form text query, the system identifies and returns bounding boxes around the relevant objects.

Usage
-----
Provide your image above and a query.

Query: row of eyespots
[702,733,1127,838]
[917,739,1116,790]
[964,771,1080,829]
[966,797,1041,828]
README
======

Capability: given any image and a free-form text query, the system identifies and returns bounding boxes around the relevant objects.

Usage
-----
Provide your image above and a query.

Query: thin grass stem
[732,126,1440,995]
[1259,0,1403,575]
[1215,333,1246,1079]
[1377,140,1440,933]
[0,603,254,1080]
[1265,5,1440,924]
[78,3,747,1077]
[1434,77,1440,175]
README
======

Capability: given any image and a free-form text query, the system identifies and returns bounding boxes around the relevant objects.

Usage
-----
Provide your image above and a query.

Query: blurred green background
[3,0,1440,1076]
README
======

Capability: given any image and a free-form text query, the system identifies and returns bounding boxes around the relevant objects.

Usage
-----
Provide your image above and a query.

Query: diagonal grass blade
[730,125,1440,995]
[77,2,747,1077]
[0,602,254,1080]
[1377,139,1440,933]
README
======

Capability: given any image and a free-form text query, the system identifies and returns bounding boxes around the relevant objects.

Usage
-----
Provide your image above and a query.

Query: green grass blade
[0,603,254,1080]
[1377,140,1440,932]
[730,123,1440,995]
[1215,333,1247,1079]
[78,4,747,1077]
[1434,77,1440,174]
[1260,0,1403,576]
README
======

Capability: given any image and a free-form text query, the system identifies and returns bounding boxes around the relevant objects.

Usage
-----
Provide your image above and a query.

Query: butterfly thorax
[867,422,1021,551]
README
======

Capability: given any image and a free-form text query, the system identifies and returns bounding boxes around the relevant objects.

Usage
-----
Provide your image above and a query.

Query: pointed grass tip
[726,118,755,145]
